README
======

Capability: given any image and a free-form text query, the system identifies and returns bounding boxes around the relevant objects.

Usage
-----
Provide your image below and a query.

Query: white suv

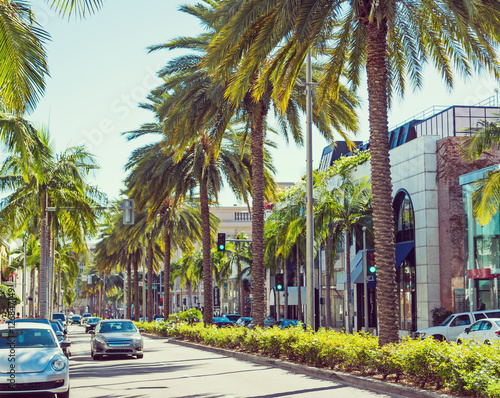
[414,309,500,342]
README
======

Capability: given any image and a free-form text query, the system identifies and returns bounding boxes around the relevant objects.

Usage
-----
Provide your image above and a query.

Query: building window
[393,190,416,331]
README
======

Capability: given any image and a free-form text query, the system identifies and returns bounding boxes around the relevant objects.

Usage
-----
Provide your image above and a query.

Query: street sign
[367,275,375,282]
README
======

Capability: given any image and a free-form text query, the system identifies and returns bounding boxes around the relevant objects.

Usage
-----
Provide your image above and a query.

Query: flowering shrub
[139,323,500,397]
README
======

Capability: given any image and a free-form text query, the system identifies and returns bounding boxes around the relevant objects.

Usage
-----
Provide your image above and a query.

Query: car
[414,309,500,342]
[52,319,68,335]
[90,319,144,360]
[275,319,306,330]
[457,318,500,344]
[0,322,70,397]
[51,321,71,358]
[7,318,51,327]
[234,317,252,327]
[85,317,101,333]
[52,313,67,328]
[81,312,92,325]
[70,315,81,325]
[155,318,164,323]
[223,314,241,322]
[212,317,233,328]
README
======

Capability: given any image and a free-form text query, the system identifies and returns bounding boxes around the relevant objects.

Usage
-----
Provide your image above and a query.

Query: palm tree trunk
[345,230,352,333]
[365,15,399,345]
[164,230,171,319]
[134,259,140,321]
[57,264,61,312]
[147,239,154,322]
[296,245,302,322]
[39,192,47,318]
[250,98,268,327]
[200,180,213,325]
[127,259,132,319]
[30,267,36,317]
[46,203,52,317]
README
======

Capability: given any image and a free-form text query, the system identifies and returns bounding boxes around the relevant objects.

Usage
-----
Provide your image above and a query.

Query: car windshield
[98,322,137,333]
[89,318,101,323]
[0,329,57,348]
[53,314,65,320]
[440,315,454,326]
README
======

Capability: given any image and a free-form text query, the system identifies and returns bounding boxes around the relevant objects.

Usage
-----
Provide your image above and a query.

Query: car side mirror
[60,341,71,348]
[464,327,470,334]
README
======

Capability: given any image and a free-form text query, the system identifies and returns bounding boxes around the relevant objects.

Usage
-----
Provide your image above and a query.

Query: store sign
[467,268,494,279]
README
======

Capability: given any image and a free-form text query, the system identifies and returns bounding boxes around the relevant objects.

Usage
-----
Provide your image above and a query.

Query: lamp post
[363,227,369,333]
[22,235,27,318]
[305,49,314,329]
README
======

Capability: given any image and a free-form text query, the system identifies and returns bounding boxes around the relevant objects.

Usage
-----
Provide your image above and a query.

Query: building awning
[336,241,414,289]
[395,241,414,270]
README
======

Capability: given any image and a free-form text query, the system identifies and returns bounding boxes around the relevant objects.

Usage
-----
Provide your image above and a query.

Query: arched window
[394,190,416,331]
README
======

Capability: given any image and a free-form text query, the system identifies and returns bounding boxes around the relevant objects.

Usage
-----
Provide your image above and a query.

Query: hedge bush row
[135,320,500,397]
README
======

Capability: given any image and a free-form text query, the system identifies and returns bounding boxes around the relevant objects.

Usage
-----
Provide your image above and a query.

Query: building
[331,100,500,335]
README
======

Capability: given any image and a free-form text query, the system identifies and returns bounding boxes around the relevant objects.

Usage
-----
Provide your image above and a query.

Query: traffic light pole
[362,227,369,333]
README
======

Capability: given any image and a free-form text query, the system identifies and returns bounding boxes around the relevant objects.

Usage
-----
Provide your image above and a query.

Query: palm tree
[206,0,500,345]
[316,170,372,333]
[462,118,500,225]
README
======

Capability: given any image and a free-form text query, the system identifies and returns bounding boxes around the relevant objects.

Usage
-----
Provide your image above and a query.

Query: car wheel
[136,354,144,359]
[456,339,462,345]
[433,335,446,342]
[57,386,70,398]
[485,340,490,345]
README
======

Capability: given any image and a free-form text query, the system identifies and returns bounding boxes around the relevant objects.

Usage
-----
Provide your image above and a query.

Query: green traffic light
[276,284,283,290]
[369,266,376,273]
[219,244,225,250]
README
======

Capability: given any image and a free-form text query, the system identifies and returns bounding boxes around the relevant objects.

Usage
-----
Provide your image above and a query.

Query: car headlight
[94,337,106,344]
[51,357,66,371]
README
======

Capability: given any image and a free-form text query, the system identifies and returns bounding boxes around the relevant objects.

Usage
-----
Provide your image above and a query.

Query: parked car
[234,317,252,327]
[51,320,71,358]
[223,314,241,322]
[0,322,70,397]
[414,310,500,342]
[457,318,500,344]
[52,319,67,335]
[81,312,92,325]
[7,318,51,327]
[213,317,234,328]
[70,315,81,325]
[85,317,101,333]
[52,313,67,328]
[90,319,144,360]
[275,319,306,330]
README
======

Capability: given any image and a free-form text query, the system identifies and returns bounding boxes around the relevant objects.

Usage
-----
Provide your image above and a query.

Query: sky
[26,0,500,206]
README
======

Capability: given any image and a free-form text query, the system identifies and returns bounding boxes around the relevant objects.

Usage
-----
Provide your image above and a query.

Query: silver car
[0,322,70,397]
[90,319,144,360]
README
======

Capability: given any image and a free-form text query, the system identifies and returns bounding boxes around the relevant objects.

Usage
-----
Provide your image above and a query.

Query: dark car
[90,319,144,360]
[52,312,67,328]
[51,320,71,358]
[223,314,241,322]
[213,317,234,328]
[85,317,101,333]
[275,319,306,330]
[52,319,67,335]
[70,315,81,325]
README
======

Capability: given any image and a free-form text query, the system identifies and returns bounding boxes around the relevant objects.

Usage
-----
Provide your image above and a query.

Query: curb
[157,336,451,398]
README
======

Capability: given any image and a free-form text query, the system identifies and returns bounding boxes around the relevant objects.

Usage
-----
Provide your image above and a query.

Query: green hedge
[135,321,500,397]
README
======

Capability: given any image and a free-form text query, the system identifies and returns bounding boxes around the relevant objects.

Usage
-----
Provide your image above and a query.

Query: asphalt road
[57,323,399,398]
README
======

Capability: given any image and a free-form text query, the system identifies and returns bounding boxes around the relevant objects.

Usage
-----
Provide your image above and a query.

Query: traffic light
[367,250,376,275]
[217,233,226,251]
[275,274,284,291]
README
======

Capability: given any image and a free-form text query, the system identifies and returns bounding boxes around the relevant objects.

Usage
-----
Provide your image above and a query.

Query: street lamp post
[305,49,315,329]
[363,227,369,333]
[22,235,27,318]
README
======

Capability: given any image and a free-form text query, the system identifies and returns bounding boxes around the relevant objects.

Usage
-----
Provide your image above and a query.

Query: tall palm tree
[206,0,500,345]
[316,172,372,332]
[152,1,358,327]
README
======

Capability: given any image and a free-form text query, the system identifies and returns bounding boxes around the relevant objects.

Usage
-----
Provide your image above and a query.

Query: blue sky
[28,0,500,206]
